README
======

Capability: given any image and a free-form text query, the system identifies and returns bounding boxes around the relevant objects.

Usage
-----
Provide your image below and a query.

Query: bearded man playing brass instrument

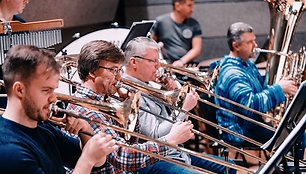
[213,22,298,145]
[0,45,118,173]
[123,37,236,174]
[64,40,195,173]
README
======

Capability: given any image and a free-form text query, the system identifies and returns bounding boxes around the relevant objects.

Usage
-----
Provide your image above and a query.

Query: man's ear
[174,2,181,10]
[232,41,240,51]
[12,82,25,98]
[89,71,96,79]
[129,57,138,68]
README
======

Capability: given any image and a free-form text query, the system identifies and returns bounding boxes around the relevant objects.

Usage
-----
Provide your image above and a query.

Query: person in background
[151,0,202,67]
[0,0,28,22]
[0,45,118,173]
[0,0,29,108]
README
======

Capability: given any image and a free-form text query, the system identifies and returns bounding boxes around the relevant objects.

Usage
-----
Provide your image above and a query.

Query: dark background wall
[20,0,306,62]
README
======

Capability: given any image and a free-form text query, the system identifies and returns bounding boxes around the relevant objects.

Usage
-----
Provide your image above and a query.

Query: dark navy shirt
[0,116,81,174]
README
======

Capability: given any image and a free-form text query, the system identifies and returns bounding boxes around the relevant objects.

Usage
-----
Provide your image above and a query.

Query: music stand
[120,20,155,51]
[257,81,306,174]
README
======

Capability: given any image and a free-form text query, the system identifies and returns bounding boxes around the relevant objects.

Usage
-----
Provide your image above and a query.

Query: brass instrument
[120,77,182,106]
[265,0,305,120]
[160,63,280,123]
[59,73,269,163]
[49,104,254,174]
[54,92,130,126]
[117,78,306,165]
[160,63,211,90]
[117,79,273,163]
[53,55,293,165]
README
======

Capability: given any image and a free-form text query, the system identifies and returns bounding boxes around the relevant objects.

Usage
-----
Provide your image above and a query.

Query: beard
[22,94,48,122]
[106,83,117,96]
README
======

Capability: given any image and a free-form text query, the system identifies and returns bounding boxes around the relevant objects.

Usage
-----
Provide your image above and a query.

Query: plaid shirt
[214,55,286,143]
[66,85,170,174]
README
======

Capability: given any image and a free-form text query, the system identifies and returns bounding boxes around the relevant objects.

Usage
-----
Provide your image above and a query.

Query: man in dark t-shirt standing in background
[151,0,202,67]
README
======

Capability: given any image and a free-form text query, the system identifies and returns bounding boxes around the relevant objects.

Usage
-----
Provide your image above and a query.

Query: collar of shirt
[75,85,105,101]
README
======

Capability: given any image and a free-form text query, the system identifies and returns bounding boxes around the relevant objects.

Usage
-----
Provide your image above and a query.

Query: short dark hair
[172,0,187,9]
[227,22,254,51]
[2,45,60,95]
[78,40,125,81]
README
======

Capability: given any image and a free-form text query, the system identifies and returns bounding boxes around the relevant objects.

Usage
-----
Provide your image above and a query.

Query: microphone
[253,48,289,56]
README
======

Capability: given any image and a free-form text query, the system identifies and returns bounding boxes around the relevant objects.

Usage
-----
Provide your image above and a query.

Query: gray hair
[227,22,253,51]
[124,37,160,61]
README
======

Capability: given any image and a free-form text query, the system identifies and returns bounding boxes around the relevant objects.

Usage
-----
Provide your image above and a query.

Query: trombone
[49,103,254,174]
[59,75,268,163]
[117,78,303,165]
[53,76,267,172]
[160,63,280,124]
[120,77,276,132]
[118,79,269,162]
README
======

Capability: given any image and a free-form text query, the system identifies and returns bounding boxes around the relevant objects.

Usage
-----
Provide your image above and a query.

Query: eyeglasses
[133,56,160,64]
[97,66,124,75]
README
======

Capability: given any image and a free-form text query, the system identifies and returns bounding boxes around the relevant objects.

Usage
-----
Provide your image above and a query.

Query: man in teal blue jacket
[214,22,297,144]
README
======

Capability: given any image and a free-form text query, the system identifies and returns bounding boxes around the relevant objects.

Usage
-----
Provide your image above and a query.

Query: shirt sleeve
[150,17,161,37]
[192,19,202,37]
[218,63,286,117]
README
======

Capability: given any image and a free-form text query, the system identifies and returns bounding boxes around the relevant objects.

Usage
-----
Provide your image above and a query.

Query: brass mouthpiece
[253,48,289,56]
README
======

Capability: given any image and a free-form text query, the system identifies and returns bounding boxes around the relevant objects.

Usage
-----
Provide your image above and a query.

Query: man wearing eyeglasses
[123,37,236,174]
[64,40,195,173]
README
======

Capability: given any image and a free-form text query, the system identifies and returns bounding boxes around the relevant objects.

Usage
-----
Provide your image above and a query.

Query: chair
[197,93,269,167]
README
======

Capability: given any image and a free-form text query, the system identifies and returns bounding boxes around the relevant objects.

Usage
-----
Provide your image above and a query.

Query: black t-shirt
[151,13,202,62]
[0,116,82,174]
[12,15,26,23]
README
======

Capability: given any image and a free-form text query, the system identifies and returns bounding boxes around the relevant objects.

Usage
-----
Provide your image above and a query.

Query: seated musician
[0,45,118,173]
[213,22,298,145]
[64,40,194,173]
[123,36,236,174]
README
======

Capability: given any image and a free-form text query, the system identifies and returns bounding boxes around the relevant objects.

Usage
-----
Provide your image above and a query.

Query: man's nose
[253,41,258,48]
[49,92,57,103]
[115,72,121,81]
[155,62,161,68]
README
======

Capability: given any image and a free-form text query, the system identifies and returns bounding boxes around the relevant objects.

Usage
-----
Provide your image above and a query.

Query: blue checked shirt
[214,55,286,143]
[66,85,170,174]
